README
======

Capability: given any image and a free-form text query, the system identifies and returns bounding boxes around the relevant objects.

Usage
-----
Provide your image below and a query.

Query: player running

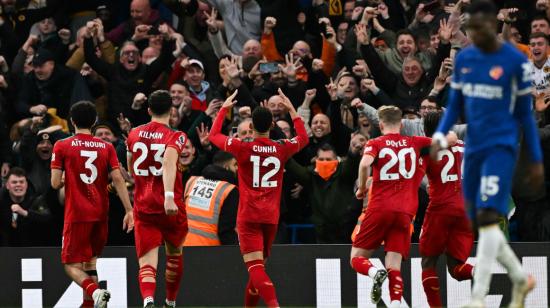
[209,89,308,308]
[431,1,543,307]
[421,111,475,307]
[353,106,433,307]
[51,101,134,308]
[126,90,189,308]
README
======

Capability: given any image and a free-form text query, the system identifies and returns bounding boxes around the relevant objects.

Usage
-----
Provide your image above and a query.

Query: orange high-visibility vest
[183,176,236,246]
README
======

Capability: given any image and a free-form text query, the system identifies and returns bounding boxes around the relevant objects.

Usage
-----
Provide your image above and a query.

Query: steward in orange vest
[183,153,239,246]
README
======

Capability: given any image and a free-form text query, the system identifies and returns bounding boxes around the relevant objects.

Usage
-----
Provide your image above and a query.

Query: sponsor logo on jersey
[489,66,504,80]
[461,67,471,74]
[462,83,503,99]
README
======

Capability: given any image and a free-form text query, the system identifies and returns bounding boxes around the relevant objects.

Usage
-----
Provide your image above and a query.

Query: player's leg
[384,213,413,308]
[239,222,279,308]
[163,242,184,308]
[135,215,163,308]
[82,258,98,307]
[419,211,448,308]
[62,222,109,308]
[446,214,475,284]
[474,148,533,307]
[351,210,391,304]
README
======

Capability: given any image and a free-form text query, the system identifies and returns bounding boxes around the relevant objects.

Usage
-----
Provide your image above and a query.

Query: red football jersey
[363,133,431,216]
[425,140,465,216]
[51,134,119,223]
[127,122,187,214]
[209,108,309,224]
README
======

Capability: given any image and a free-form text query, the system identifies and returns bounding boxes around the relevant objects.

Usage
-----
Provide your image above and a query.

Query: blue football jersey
[436,42,542,162]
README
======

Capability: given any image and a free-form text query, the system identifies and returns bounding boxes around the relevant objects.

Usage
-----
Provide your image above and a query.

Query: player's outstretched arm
[51,169,64,190]
[110,168,134,232]
[278,88,310,150]
[208,90,238,150]
[162,147,180,216]
[356,154,374,199]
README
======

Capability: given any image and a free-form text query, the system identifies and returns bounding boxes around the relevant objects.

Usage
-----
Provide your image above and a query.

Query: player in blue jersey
[430,1,544,308]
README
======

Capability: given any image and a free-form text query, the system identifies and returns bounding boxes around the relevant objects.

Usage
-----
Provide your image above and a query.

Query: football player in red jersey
[352,106,432,307]
[126,90,189,308]
[209,89,308,308]
[420,111,474,307]
[51,101,134,308]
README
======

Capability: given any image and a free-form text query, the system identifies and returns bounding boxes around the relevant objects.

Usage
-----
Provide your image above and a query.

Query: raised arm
[209,90,238,151]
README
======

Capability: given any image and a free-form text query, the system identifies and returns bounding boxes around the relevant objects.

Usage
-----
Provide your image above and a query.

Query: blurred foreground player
[209,89,308,307]
[51,101,134,308]
[431,1,543,307]
[127,90,189,308]
[352,106,432,307]
[421,111,475,307]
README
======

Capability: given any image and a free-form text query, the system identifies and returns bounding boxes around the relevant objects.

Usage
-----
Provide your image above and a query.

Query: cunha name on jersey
[70,140,106,148]
[253,145,277,153]
[138,131,164,139]
[460,83,503,99]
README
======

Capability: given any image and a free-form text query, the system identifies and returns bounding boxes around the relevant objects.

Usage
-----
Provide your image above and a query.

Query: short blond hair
[378,106,402,126]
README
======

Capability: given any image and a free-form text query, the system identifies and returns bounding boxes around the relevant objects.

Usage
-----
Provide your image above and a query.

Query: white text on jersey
[71,140,106,148]
[461,83,503,99]
[138,131,164,139]
[385,139,408,147]
[253,145,277,153]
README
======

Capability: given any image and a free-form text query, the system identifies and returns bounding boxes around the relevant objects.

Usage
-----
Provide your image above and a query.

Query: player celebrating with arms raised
[352,106,432,307]
[126,90,189,308]
[51,101,134,308]
[209,89,308,308]
[431,1,543,307]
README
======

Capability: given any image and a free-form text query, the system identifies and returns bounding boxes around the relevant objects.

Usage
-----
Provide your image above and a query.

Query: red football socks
[81,299,94,307]
[138,265,157,301]
[245,260,279,307]
[422,268,442,307]
[165,255,183,302]
[351,256,376,277]
[388,269,403,303]
[451,263,474,281]
[80,278,99,298]
[244,277,260,307]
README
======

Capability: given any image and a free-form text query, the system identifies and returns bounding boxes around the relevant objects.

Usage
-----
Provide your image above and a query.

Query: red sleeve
[283,117,309,159]
[51,140,65,170]
[167,58,185,87]
[415,136,432,149]
[363,139,379,158]
[208,107,241,155]
[107,143,120,171]
[167,131,188,155]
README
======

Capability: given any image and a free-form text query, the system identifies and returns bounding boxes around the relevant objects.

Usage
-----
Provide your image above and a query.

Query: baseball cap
[188,59,204,71]
[92,121,115,135]
[32,49,55,66]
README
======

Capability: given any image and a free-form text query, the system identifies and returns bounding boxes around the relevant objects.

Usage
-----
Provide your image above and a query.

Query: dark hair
[252,107,273,133]
[465,0,497,16]
[425,95,438,105]
[7,167,26,179]
[212,151,235,166]
[423,110,443,137]
[529,32,549,44]
[148,90,172,116]
[396,29,417,43]
[70,101,97,129]
[532,15,550,26]
[317,142,336,154]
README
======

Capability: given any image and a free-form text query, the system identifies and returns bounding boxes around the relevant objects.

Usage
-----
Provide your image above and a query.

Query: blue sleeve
[435,54,464,135]
[513,59,543,163]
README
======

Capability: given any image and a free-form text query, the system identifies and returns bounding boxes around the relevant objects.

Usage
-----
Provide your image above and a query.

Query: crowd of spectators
[1,0,550,247]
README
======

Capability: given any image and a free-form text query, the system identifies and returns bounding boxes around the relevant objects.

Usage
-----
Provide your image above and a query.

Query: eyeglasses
[420,106,437,110]
[121,50,139,57]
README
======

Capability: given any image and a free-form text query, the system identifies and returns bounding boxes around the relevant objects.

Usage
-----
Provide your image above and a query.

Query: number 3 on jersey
[132,142,166,176]
[250,155,280,188]
[80,150,98,184]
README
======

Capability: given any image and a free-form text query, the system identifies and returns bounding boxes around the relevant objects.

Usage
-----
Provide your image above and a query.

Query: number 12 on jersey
[250,155,280,188]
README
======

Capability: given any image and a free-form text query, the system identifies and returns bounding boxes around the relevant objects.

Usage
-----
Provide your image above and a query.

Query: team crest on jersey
[227,138,233,145]
[489,66,503,80]
[461,67,471,74]
[544,66,550,73]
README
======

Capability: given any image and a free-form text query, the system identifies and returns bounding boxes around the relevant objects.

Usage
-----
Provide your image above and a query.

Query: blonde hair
[378,105,402,126]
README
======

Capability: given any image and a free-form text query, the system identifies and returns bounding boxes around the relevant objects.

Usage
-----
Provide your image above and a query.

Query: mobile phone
[319,21,333,39]
[259,62,279,74]
[231,126,238,136]
[423,0,440,12]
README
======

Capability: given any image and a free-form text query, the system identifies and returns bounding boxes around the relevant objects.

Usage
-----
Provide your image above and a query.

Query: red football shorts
[61,221,108,264]
[419,211,474,262]
[134,210,188,258]
[352,210,413,259]
[237,222,278,258]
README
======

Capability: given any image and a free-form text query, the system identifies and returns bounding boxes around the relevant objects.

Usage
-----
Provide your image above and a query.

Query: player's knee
[476,208,500,226]
[421,257,437,269]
